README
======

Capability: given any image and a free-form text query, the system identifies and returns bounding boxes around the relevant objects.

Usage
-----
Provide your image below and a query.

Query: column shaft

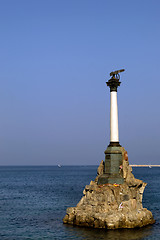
[110,91,119,142]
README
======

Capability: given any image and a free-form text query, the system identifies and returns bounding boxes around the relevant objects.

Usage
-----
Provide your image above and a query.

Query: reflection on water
[64,224,153,240]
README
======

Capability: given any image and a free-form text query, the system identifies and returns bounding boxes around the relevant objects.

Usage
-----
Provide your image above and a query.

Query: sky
[0,0,160,165]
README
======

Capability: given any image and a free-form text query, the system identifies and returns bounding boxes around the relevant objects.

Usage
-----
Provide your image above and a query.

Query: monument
[63,70,155,229]
[98,69,124,185]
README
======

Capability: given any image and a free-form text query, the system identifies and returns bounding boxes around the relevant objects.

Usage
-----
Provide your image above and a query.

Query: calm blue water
[0,166,159,240]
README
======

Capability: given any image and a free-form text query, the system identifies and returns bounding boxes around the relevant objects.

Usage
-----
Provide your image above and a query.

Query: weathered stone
[63,148,155,229]
[97,160,104,175]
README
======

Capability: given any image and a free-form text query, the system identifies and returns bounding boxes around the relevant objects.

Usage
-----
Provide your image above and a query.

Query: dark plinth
[108,141,121,147]
[98,145,124,185]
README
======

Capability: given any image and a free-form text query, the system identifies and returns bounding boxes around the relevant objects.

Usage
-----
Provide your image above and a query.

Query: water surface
[0,166,159,239]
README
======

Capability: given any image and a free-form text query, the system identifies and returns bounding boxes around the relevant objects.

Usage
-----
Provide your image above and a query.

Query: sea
[0,166,160,240]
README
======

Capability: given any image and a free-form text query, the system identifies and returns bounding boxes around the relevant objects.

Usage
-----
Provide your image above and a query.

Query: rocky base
[63,147,155,229]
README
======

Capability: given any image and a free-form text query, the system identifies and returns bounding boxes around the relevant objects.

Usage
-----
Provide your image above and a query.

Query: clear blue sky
[0,0,160,165]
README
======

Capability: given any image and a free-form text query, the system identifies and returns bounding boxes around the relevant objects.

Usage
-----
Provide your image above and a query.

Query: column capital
[106,77,121,92]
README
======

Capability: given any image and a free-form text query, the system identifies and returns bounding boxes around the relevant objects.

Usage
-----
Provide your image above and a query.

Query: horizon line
[0,164,160,167]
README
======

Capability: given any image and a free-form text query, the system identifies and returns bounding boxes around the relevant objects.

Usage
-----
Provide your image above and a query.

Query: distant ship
[58,164,61,168]
[149,165,152,168]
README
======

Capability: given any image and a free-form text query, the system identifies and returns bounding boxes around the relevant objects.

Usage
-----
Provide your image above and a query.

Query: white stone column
[110,91,119,142]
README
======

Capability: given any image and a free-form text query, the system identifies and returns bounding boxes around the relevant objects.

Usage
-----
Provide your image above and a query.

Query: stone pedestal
[98,146,124,185]
[63,148,155,229]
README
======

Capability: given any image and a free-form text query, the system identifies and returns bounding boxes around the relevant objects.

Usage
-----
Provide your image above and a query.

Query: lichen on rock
[63,148,155,229]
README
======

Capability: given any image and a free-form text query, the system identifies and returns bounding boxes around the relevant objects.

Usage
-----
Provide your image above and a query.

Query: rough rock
[63,147,155,229]
[95,160,104,182]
